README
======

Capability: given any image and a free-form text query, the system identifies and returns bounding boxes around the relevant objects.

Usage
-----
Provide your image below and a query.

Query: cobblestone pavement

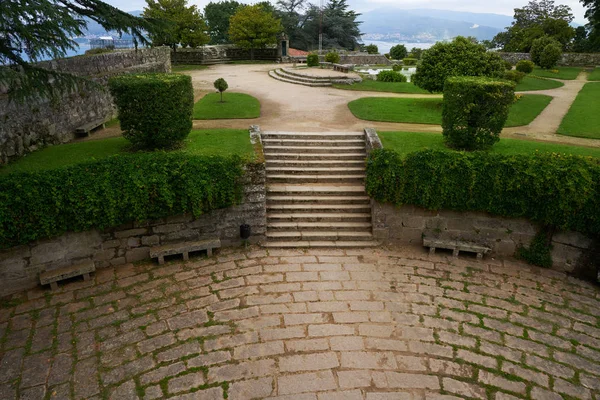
[1,246,599,400]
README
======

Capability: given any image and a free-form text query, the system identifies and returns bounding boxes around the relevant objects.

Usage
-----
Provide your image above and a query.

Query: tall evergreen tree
[204,1,241,44]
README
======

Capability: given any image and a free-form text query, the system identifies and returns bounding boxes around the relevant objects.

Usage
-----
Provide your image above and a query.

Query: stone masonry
[498,52,600,66]
[0,246,598,399]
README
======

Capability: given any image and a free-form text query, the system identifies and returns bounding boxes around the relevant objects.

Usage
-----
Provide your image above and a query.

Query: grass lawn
[0,129,254,175]
[333,80,430,94]
[193,93,260,120]
[379,131,600,159]
[515,76,564,91]
[588,68,600,81]
[530,66,582,80]
[557,82,600,139]
[172,64,209,72]
[348,95,552,127]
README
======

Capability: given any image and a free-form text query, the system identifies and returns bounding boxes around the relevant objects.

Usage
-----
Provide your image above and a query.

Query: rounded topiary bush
[516,60,535,74]
[377,70,407,82]
[442,76,515,151]
[307,53,319,67]
[530,36,561,66]
[109,73,193,149]
[503,70,526,83]
[325,51,340,63]
[539,43,562,69]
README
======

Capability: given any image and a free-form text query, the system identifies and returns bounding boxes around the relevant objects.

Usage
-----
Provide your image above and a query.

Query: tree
[213,78,228,102]
[0,0,154,100]
[530,36,561,64]
[539,42,562,68]
[389,44,408,60]
[412,36,505,93]
[228,5,282,60]
[204,1,241,44]
[275,0,308,49]
[143,0,209,49]
[365,44,378,54]
[582,0,600,32]
[408,48,424,59]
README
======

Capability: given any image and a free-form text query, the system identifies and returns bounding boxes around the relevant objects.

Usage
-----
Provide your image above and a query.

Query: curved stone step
[268,70,332,87]
[262,240,380,248]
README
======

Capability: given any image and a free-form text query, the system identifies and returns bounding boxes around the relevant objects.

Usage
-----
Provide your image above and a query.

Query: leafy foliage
[408,48,424,59]
[402,58,417,66]
[377,70,407,83]
[504,70,526,83]
[109,73,194,149]
[307,53,320,67]
[0,0,155,100]
[204,1,241,44]
[365,149,600,236]
[517,228,554,268]
[0,153,246,248]
[213,78,228,102]
[325,51,340,63]
[228,4,282,60]
[539,42,562,69]
[365,44,379,54]
[442,77,515,150]
[516,60,535,73]
[389,45,408,60]
[530,36,561,65]
[504,60,514,70]
[143,0,209,48]
[412,37,506,93]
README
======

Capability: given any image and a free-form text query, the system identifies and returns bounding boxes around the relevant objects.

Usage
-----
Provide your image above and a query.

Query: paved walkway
[1,246,599,399]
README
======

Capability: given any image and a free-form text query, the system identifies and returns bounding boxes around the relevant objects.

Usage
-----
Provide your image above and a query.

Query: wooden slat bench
[150,238,221,265]
[40,260,95,290]
[424,238,491,260]
[75,118,106,137]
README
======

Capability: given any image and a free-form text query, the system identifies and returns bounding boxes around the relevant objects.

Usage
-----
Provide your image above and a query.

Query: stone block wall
[498,52,600,66]
[171,46,279,65]
[372,203,592,272]
[0,162,266,297]
[0,47,171,164]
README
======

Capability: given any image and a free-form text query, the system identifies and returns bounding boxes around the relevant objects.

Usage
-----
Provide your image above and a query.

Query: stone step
[275,69,335,84]
[266,230,374,241]
[262,139,366,147]
[267,184,367,196]
[280,68,340,81]
[269,70,332,87]
[264,146,366,154]
[262,240,380,248]
[267,195,371,204]
[268,212,372,222]
[262,132,364,140]
[267,221,372,230]
[264,153,367,161]
[267,204,371,212]
[266,160,366,168]
[267,174,365,184]
[266,167,365,175]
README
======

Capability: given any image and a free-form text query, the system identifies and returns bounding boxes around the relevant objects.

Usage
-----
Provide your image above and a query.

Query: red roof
[289,48,309,56]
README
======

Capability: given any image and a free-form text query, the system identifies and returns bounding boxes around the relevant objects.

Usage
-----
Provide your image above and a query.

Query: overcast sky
[103,0,590,24]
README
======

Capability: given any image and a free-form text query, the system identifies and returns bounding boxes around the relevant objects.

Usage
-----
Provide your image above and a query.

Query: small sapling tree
[214,78,228,102]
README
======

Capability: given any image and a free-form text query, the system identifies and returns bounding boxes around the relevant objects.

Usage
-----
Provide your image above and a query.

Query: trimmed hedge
[0,153,246,248]
[366,149,600,236]
[325,51,340,63]
[516,60,535,74]
[377,70,407,83]
[307,54,319,67]
[109,73,194,149]
[539,43,562,70]
[442,77,515,150]
[503,70,526,83]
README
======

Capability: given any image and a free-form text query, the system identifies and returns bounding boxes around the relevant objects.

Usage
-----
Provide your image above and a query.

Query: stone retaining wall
[317,54,391,65]
[0,48,171,164]
[171,46,279,65]
[498,52,600,66]
[0,162,266,297]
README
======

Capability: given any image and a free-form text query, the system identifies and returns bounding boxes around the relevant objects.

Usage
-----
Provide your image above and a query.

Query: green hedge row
[0,153,245,248]
[366,149,600,235]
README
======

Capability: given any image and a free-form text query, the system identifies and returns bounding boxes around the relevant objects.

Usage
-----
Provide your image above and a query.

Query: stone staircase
[262,131,379,248]
[268,68,360,87]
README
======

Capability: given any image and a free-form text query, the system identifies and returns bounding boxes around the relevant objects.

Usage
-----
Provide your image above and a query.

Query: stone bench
[424,238,491,260]
[333,64,351,73]
[75,118,106,137]
[40,260,95,290]
[150,238,221,265]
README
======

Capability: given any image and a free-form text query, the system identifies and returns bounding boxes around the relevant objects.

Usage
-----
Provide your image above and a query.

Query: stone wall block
[152,224,183,234]
[141,236,160,247]
[553,231,593,249]
[114,229,148,239]
[125,247,150,263]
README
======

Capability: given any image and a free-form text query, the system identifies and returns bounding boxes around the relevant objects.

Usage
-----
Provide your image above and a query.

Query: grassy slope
[193,93,260,120]
[333,80,430,94]
[588,68,600,81]
[557,82,600,139]
[348,95,552,127]
[0,129,254,175]
[530,66,582,80]
[379,131,600,159]
[515,76,564,91]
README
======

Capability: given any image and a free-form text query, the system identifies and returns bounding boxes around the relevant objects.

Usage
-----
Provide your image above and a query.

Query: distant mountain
[359,8,512,42]
[79,10,144,38]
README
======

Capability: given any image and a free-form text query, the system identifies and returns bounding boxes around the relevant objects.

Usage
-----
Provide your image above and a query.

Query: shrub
[377,70,407,83]
[390,44,408,60]
[402,58,417,66]
[503,60,513,70]
[530,36,561,66]
[409,48,424,59]
[412,36,505,93]
[365,44,379,54]
[109,73,193,149]
[365,149,600,237]
[392,64,402,72]
[516,60,535,73]
[442,76,515,150]
[539,43,562,69]
[324,51,340,63]
[503,70,526,83]
[307,53,319,67]
[0,153,246,248]
[517,229,554,268]
[213,78,228,102]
